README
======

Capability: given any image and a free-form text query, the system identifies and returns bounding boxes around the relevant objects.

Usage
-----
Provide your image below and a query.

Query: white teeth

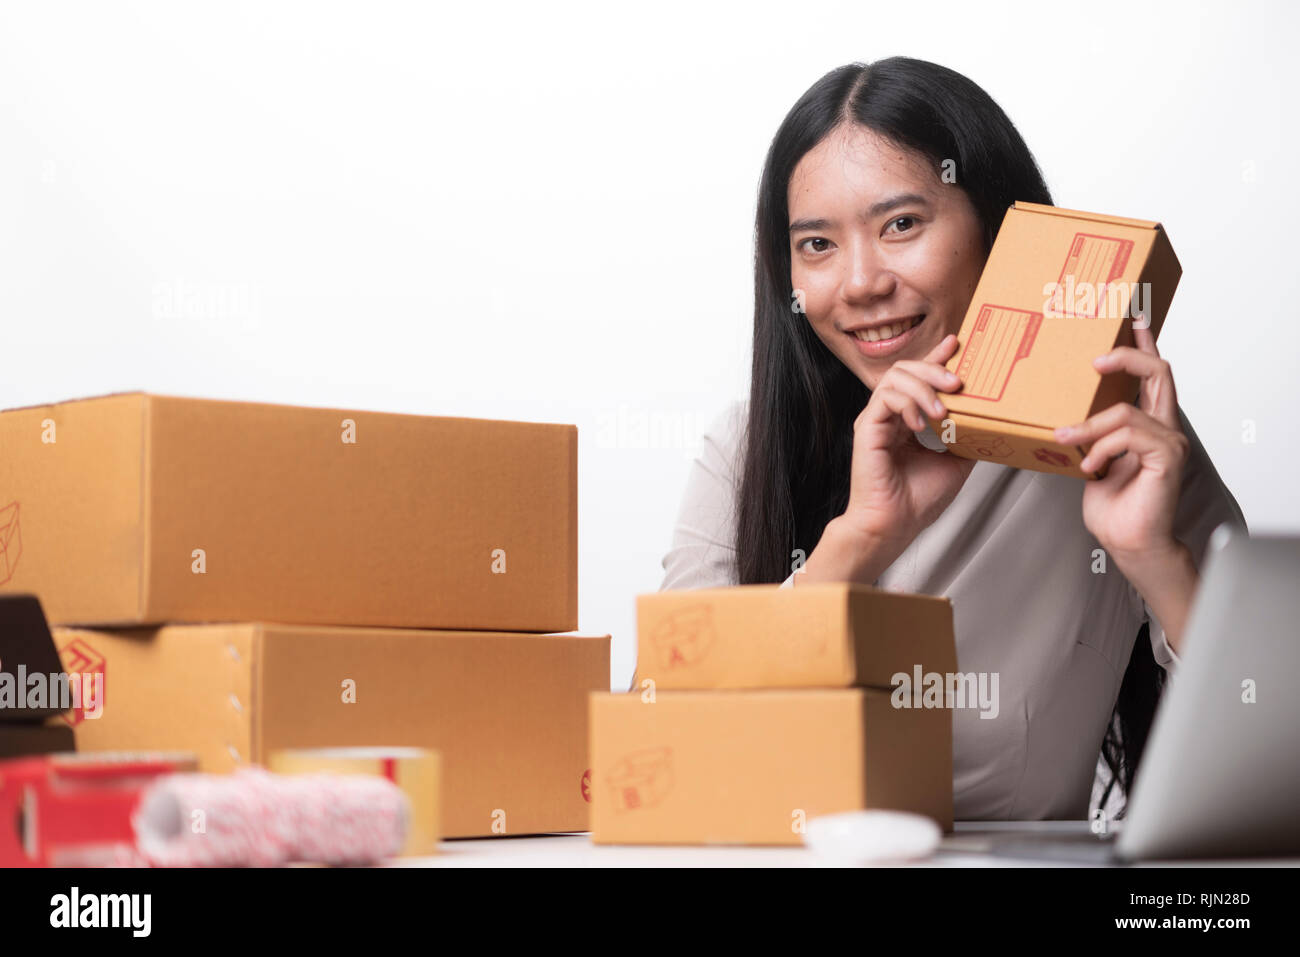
[853,316,921,343]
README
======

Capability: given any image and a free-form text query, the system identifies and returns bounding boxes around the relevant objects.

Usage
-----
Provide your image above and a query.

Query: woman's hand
[1054,325,1199,651]
[841,333,976,544]
[798,333,974,585]
[1056,325,1188,560]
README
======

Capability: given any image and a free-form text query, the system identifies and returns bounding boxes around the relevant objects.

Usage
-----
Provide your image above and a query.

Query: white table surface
[389,821,1300,868]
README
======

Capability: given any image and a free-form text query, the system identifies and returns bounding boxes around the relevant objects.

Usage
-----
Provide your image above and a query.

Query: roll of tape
[267,747,440,857]
[134,769,408,867]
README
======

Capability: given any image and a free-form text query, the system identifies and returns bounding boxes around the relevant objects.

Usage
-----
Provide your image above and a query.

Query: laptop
[988,525,1300,863]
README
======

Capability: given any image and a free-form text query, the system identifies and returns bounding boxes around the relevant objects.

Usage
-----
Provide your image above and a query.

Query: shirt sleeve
[658,401,747,591]
[1137,405,1247,674]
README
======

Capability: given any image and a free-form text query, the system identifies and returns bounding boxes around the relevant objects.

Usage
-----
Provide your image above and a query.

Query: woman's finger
[923,333,961,366]
[1077,422,1186,476]
[1090,343,1178,427]
[893,357,963,395]
[879,366,950,422]
[1055,401,1149,446]
[1133,323,1159,356]
[1091,345,1166,379]
[871,386,930,433]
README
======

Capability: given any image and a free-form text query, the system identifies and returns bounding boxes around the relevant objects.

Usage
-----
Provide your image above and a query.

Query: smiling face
[788,123,989,390]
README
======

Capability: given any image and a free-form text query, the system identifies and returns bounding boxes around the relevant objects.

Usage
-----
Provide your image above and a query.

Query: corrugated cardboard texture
[929,202,1181,479]
[0,394,147,622]
[590,689,952,844]
[633,583,956,690]
[1,393,578,631]
[53,623,610,838]
[53,624,256,762]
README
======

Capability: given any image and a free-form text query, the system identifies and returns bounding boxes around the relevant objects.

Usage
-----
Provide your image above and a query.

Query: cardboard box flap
[0,391,147,416]
[5,391,574,430]
[1012,201,1162,232]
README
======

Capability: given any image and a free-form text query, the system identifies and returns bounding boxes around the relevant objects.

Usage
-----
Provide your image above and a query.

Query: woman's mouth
[848,314,925,358]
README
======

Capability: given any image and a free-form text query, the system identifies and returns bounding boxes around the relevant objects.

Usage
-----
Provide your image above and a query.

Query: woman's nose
[841,241,897,303]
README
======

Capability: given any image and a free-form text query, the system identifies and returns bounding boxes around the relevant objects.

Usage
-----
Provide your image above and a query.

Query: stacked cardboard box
[0,393,610,839]
[590,583,956,845]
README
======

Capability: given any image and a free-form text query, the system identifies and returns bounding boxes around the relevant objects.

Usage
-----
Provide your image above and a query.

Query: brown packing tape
[267,747,441,857]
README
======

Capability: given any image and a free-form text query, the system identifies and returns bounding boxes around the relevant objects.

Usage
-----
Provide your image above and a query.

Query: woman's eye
[886,216,917,234]
[799,238,832,253]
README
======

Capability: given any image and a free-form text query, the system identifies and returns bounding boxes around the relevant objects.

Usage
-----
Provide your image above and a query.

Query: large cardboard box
[929,202,1181,479]
[52,623,610,838]
[634,583,956,690]
[0,393,577,631]
[589,689,952,845]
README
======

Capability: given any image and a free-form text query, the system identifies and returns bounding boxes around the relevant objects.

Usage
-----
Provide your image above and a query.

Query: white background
[2,0,1296,690]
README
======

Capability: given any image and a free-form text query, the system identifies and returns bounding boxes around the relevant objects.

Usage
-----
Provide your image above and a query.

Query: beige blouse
[659,400,1246,820]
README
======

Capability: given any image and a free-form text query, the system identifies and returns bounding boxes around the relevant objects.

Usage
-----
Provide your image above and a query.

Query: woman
[660,57,1246,821]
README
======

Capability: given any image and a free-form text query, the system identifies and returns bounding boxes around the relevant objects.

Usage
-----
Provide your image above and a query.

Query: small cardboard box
[52,623,610,838]
[589,689,952,845]
[0,393,577,631]
[633,583,956,690]
[929,202,1181,479]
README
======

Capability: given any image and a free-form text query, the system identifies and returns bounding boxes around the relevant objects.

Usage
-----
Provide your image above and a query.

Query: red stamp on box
[56,638,106,727]
[0,501,21,586]
[650,606,715,670]
[1032,448,1072,468]
[606,747,673,811]
[580,769,591,803]
[955,305,1042,401]
[951,432,1013,458]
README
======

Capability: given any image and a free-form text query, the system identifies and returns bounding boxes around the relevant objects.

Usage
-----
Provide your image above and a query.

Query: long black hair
[735,56,1159,816]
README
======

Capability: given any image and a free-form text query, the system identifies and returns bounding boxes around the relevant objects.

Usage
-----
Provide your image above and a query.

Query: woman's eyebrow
[788,192,933,233]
